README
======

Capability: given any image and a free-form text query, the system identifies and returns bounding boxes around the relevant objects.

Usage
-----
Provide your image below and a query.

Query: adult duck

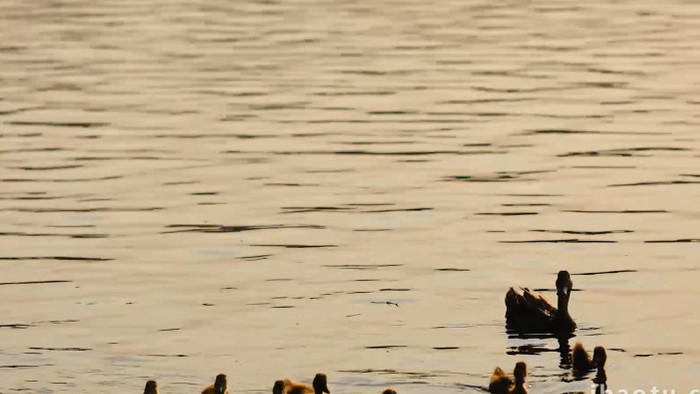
[489,361,527,394]
[505,270,576,334]
[202,374,229,394]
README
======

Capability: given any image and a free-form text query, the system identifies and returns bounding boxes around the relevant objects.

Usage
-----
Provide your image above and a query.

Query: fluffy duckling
[273,380,286,394]
[505,270,576,334]
[593,347,607,385]
[144,380,159,394]
[572,343,607,373]
[284,373,330,394]
[202,374,229,394]
[489,362,527,394]
[381,389,397,394]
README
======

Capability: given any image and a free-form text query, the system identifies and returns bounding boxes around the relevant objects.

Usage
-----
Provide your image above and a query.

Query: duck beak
[324,386,330,393]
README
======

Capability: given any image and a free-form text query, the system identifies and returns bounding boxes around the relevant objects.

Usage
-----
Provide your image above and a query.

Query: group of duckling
[491,270,608,394]
[141,270,605,394]
[142,373,397,394]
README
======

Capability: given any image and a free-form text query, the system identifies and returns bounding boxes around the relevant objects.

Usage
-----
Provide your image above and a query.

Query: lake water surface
[1,0,700,393]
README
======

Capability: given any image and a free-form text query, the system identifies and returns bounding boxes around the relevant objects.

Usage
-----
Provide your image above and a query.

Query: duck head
[214,374,228,394]
[382,389,398,394]
[556,270,573,297]
[313,373,330,394]
[514,362,527,385]
[593,346,607,368]
[144,380,159,394]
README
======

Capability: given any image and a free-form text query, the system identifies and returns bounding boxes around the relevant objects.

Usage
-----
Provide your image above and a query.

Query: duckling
[202,374,229,394]
[273,380,286,394]
[505,270,576,334]
[572,343,607,374]
[489,362,527,394]
[285,373,330,394]
[592,346,607,385]
[144,380,159,394]
[381,389,398,394]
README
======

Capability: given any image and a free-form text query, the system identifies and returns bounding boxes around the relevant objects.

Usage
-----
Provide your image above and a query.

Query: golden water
[1,0,699,393]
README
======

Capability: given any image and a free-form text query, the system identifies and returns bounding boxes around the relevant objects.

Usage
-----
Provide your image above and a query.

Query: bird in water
[572,342,608,392]
[505,270,576,334]
[201,374,229,394]
[489,361,528,394]
[144,380,159,394]
[274,373,330,394]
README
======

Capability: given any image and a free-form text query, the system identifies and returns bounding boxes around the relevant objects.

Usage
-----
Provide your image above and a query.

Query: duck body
[202,374,229,394]
[505,270,576,334]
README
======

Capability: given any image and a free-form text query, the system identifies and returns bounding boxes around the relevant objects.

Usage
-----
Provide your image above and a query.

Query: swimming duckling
[505,270,576,334]
[572,343,607,373]
[489,362,527,394]
[144,380,159,394]
[284,373,330,394]
[202,374,229,394]
[592,346,607,385]
[273,380,286,394]
[381,389,398,394]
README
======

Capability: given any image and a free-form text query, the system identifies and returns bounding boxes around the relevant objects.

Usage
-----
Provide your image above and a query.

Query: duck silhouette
[202,374,229,394]
[505,270,576,334]
[573,343,608,391]
[489,361,527,394]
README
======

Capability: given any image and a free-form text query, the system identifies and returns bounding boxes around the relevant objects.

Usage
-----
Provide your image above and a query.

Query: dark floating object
[505,271,576,334]
[489,361,527,394]
[202,373,229,394]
